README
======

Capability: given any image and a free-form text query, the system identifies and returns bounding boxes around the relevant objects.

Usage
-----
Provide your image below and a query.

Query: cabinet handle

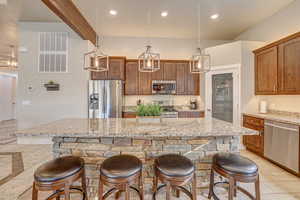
[274,85,276,91]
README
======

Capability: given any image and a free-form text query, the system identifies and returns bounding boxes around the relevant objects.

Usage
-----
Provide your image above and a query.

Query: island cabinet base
[52,136,241,199]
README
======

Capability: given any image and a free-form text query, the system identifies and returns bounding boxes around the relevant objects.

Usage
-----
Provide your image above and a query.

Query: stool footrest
[153,184,193,200]
[211,181,256,200]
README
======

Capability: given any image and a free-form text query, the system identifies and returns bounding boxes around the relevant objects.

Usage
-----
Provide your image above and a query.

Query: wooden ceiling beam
[41,0,97,45]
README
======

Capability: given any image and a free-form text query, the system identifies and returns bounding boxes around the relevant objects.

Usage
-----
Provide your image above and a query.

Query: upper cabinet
[124,60,200,95]
[278,37,300,94]
[254,32,300,95]
[255,47,278,95]
[91,57,126,80]
[125,61,139,95]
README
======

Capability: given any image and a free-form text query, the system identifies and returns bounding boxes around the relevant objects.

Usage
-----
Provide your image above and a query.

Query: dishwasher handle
[265,122,299,132]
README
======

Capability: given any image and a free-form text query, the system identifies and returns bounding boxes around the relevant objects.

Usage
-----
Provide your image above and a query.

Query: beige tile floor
[0,143,300,200]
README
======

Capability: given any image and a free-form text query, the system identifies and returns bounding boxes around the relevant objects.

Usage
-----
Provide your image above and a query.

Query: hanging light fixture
[83,36,109,72]
[1,45,18,70]
[190,1,211,74]
[138,45,160,72]
[190,47,211,74]
[138,11,160,72]
[83,0,109,72]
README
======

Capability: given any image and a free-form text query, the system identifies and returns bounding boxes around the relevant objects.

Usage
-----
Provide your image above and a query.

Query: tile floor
[0,143,300,200]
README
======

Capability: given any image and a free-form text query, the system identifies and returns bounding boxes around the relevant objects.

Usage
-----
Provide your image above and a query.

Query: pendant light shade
[190,48,211,74]
[84,36,109,72]
[138,45,160,72]
[1,45,18,70]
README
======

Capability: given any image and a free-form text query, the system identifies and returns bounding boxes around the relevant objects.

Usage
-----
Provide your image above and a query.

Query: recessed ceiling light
[161,11,168,17]
[109,10,117,16]
[210,14,219,20]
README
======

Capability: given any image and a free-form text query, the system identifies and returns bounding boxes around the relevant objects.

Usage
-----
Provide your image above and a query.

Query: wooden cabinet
[163,62,177,80]
[176,63,187,95]
[139,71,152,95]
[125,61,139,95]
[91,57,125,80]
[122,112,137,118]
[255,47,278,95]
[243,115,264,156]
[254,32,300,95]
[278,37,300,94]
[178,111,204,118]
[187,72,200,95]
[124,59,200,95]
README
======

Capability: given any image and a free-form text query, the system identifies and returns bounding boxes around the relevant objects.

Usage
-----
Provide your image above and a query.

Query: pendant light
[138,45,160,72]
[3,45,18,70]
[190,1,211,74]
[138,11,160,72]
[83,0,109,72]
[83,36,109,72]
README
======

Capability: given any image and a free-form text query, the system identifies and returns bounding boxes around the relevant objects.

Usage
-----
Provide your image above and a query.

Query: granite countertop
[123,106,204,113]
[244,112,300,125]
[15,118,257,138]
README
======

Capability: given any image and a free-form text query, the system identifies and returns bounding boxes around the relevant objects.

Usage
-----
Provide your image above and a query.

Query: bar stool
[152,154,197,200]
[32,156,87,200]
[98,154,143,200]
[208,153,260,200]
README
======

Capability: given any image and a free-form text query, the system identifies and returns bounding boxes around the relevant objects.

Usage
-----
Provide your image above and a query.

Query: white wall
[102,36,230,59]
[236,0,300,113]
[18,22,90,129]
[236,0,300,43]
[0,74,16,121]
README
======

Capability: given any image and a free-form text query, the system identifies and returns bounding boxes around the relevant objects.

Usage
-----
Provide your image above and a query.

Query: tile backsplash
[124,95,204,108]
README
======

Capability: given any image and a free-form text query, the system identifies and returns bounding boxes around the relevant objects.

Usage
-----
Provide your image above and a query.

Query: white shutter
[38,32,68,72]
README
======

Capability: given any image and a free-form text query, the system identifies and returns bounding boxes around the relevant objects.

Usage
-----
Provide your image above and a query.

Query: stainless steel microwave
[152,80,176,95]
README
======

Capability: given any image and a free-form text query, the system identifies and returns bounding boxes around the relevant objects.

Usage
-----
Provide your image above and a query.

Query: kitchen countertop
[123,106,204,113]
[15,118,257,138]
[244,112,300,126]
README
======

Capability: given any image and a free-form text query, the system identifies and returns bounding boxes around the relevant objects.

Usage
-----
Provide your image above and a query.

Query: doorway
[205,65,240,124]
[0,74,17,121]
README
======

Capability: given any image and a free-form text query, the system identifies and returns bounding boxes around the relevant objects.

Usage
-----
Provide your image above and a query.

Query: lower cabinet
[243,115,264,156]
[178,111,204,118]
[122,112,137,118]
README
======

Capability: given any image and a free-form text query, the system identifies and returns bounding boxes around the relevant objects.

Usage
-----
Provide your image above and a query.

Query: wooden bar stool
[208,153,260,200]
[152,154,197,200]
[98,154,143,200]
[32,156,87,200]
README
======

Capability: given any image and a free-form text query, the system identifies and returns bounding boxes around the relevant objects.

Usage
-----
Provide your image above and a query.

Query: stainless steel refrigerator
[88,80,123,118]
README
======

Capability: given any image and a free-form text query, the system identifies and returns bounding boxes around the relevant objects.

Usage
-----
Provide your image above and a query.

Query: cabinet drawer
[243,115,264,128]
[122,112,136,118]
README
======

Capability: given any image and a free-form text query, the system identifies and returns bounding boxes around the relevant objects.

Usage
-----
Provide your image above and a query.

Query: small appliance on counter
[259,101,267,114]
[190,98,198,110]
[88,80,123,119]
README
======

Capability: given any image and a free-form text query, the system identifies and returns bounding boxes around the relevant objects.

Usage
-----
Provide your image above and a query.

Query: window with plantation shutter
[38,32,68,72]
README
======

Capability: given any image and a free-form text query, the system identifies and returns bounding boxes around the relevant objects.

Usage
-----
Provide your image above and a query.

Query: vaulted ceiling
[0,0,296,65]
[20,0,295,40]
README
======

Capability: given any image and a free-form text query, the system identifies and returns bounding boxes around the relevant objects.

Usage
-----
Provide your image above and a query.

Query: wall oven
[152,80,176,95]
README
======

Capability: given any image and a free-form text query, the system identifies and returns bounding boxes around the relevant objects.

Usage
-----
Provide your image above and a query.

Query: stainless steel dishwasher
[264,120,299,173]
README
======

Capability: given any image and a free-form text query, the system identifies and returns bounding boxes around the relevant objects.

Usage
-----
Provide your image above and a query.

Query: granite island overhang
[15,118,258,198]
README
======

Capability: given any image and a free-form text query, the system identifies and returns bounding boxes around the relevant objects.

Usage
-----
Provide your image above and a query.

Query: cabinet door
[91,57,124,80]
[176,63,188,95]
[139,71,152,95]
[151,64,164,80]
[163,62,177,80]
[278,37,300,94]
[108,58,125,80]
[90,58,107,79]
[187,72,200,95]
[125,61,139,95]
[255,47,278,94]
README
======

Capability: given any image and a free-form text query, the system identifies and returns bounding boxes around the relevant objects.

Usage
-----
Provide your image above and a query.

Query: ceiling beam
[41,0,97,45]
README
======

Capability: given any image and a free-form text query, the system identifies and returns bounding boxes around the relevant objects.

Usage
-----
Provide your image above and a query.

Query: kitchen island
[16,118,257,198]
